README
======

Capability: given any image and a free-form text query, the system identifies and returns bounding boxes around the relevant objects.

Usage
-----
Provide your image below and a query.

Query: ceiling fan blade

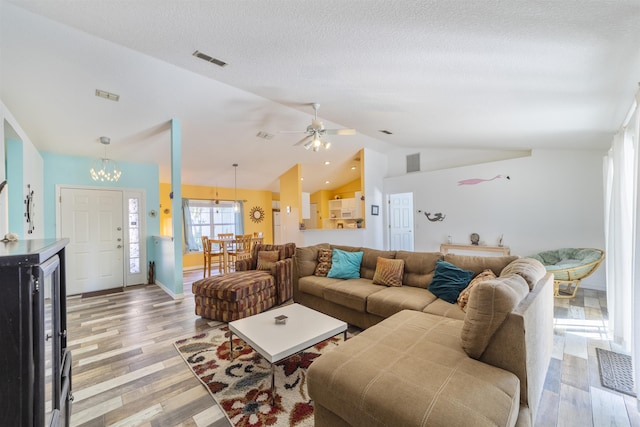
[280,130,308,134]
[293,135,313,146]
[325,128,356,136]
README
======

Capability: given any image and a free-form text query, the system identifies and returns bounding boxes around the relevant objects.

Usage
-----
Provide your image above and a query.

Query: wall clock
[24,184,35,234]
[249,206,265,223]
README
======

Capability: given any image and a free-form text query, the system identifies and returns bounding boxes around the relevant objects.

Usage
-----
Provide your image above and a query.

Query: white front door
[389,192,414,251]
[60,188,124,295]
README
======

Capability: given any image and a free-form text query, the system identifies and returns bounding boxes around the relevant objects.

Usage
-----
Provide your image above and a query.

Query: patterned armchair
[236,242,296,304]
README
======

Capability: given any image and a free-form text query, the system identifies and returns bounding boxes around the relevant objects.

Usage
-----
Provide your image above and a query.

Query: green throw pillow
[429,259,475,304]
[327,249,363,279]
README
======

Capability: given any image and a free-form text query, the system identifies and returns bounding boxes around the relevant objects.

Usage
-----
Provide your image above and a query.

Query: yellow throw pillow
[457,269,496,312]
[257,250,279,271]
[372,257,405,287]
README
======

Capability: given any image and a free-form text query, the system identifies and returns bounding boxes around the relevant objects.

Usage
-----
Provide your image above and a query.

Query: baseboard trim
[154,280,185,300]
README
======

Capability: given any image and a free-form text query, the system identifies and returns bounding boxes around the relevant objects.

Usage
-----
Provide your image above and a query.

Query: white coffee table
[228,303,347,403]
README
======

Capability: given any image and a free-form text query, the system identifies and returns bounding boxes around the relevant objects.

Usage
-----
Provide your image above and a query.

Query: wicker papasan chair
[529,248,605,298]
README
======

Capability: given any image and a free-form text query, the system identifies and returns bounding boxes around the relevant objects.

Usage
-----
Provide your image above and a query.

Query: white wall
[384,149,607,290]
[362,148,387,249]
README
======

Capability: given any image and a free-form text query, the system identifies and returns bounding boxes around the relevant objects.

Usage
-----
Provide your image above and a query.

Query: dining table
[209,236,264,274]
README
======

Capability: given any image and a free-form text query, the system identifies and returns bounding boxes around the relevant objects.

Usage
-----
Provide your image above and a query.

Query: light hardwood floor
[66,270,640,426]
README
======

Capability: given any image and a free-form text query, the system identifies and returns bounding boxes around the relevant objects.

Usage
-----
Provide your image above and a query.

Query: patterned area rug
[596,347,636,397]
[174,326,344,426]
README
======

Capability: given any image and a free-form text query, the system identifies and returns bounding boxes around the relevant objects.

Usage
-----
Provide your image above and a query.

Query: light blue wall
[5,139,23,236]
[41,151,160,263]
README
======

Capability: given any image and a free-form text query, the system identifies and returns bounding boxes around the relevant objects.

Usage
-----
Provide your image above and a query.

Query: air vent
[379,130,393,135]
[193,50,227,67]
[256,131,274,140]
[406,153,420,173]
[95,89,120,102]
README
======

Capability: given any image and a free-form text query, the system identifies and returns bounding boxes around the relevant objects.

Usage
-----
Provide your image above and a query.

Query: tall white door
[389,192,414,251]
[60,188,124,295]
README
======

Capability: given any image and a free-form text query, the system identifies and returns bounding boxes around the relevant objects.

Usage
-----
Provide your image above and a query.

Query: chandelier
[90,136,122,182]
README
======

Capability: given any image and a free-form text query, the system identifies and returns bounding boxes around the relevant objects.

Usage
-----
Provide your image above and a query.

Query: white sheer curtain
[604,89,639,404]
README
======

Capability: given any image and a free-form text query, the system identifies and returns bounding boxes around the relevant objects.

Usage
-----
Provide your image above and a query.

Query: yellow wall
[160,182,274,269]
[279,164,302,222]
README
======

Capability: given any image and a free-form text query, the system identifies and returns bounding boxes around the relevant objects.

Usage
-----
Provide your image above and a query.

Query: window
[183,199,243,252]
[128,197,141,273]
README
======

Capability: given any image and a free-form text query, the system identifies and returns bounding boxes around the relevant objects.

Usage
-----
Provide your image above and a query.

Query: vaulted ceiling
[2,1,639,192]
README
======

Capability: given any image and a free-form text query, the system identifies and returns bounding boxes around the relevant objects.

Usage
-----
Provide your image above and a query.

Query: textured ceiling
[1,0,639,192]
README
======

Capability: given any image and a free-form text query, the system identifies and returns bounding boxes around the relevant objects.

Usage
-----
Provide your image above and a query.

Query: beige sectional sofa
[293,244,554,427]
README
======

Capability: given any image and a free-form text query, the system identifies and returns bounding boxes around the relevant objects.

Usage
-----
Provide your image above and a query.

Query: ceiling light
[324,161,331,165]
[90,136,121,182]
[351,166,357,170]
[325,180,330,184]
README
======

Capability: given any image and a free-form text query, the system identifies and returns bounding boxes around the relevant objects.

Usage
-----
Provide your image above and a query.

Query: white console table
[440,243,511,256]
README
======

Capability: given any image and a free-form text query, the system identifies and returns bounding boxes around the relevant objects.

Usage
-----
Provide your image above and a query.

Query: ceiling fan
[282,103,356,151]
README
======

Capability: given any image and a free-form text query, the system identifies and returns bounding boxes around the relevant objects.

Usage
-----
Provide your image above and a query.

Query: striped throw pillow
[372,257,405,287]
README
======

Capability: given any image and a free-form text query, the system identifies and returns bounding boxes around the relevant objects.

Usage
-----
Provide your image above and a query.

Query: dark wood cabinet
[0,238,71,427]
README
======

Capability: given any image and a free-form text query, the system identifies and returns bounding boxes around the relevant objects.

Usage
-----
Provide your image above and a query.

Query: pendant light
[233,163,239,212]
[90,136,122,182]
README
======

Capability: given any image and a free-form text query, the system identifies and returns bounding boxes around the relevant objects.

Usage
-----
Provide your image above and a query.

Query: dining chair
[227,234,253,271]
[251,236,264,252]
[201,236,223,277]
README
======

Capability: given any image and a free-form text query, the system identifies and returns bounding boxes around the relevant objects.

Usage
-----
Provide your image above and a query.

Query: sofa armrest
[274,258,294,304]
[235,258,254,271]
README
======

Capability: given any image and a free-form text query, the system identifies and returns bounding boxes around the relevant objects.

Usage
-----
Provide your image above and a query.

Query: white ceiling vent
[95,89,119,101]
[193,50,227,67]
[406,153,420,173]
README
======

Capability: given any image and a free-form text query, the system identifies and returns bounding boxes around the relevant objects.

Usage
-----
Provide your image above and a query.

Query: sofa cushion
[298,275,344,298]
[395,251,442,288]
[422,298,466,320]
[461,274,530,359]
[444,253,519,276]
[360,249,396,279]
[372,257,404,287]
[323,279,385,312]
[367,286,437,318]
[457,269,497,312]
[307,310,521,427]
[428,260,475,304]
[501,258,547,290]
[314,248,333,277]
[295,243,329,277]
[327,249,364,279]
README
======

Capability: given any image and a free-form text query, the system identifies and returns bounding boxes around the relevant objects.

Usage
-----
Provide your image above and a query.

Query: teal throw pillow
[429,260,475,304]
[327,249,364,279]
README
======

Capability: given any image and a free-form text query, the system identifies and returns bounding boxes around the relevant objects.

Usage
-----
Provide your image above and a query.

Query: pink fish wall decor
[457,175,510,186]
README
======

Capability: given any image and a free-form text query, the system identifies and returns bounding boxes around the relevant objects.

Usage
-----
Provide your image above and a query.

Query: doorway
[59,187,125,295]
[388,192,414,251]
